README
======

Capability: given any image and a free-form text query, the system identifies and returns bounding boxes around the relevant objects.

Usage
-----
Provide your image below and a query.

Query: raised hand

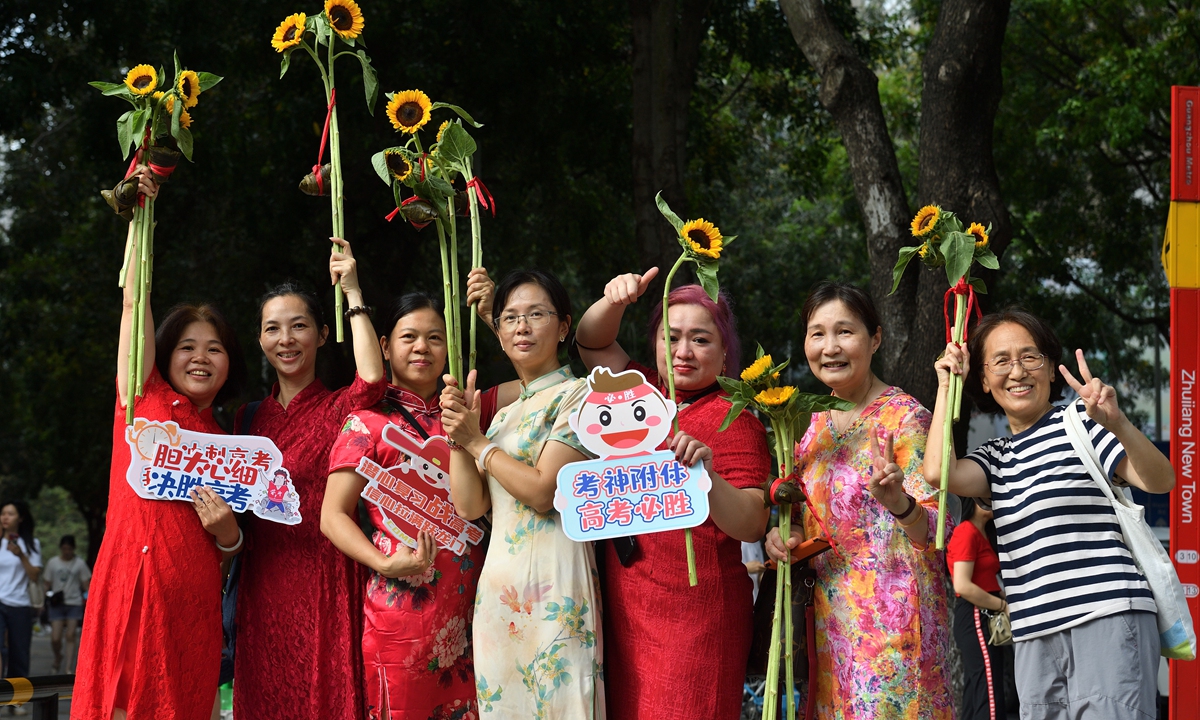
[440,370,483,448]
[867,425,906,510]
[466,267,495,322]
[329,237,361,297]
[669,430,713,473]
[934,341,970,389]
[603,267,659,307]
[1059,349,1124,429]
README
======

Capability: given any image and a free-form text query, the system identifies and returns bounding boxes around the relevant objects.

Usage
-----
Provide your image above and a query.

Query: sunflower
[911,205,941,237]
[179,109,193,130]
[917,242,930,259]
[680,218,723,260]
[740,354,773,384]
[755,386,796,408]
[436,120,450,144]
[272,13,307,52]
[124,64,158,96]
[384,150,412,182]
[386,90,432,134]
[177,70,201,108]
[966,222,988,249]
[325,0,365,40]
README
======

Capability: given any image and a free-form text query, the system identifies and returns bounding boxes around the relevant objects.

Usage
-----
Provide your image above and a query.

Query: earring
[559,335,566,342]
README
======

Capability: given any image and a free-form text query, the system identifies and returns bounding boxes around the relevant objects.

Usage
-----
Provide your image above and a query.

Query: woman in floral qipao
[441,270,604,719]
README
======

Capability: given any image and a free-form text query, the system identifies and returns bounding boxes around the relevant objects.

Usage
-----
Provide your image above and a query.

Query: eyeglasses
[983,353,1046,376]
[493,311,559,330]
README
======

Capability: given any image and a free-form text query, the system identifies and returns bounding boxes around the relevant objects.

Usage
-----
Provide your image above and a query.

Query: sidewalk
[21,624,72,719]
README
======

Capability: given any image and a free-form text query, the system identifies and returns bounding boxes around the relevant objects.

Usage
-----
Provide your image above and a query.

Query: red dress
[602,363,771,719]
[327,386,486,720]
[73,369,224,720]
[234,375,385,720]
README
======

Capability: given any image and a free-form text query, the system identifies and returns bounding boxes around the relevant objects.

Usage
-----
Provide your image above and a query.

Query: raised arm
[330,237,384,384]
[440,371,492,520]
[575,268,659,371]
[116,169,160,405]
[924,341,990,497]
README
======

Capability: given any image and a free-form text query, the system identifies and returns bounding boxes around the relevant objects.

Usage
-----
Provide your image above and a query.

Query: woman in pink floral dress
[767,282,954,719]
[323,293,493,720]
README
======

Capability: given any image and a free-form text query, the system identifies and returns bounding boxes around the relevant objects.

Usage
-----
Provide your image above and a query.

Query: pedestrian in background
[44,534,90,674]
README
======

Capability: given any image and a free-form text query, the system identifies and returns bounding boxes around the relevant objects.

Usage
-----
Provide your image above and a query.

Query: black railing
[0,675,73,718]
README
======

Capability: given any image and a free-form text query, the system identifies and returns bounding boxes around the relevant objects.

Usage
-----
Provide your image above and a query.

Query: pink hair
[646,284,741,374]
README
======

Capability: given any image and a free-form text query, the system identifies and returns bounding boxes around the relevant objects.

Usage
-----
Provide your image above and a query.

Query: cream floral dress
[473,366,605,719]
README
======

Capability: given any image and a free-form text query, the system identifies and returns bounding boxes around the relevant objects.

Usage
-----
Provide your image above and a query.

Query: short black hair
[59,535,76,548]
[965,308,1065,414]
[257,281,325,332]
[800,281,882,337]
[155,303,247,405]
[381,292,443,339]
[492,270,572,349]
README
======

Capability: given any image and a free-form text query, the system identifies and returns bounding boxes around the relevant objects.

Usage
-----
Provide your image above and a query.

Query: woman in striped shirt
[928,309,1175,720]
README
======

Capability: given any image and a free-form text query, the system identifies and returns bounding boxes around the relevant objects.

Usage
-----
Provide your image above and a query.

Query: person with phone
[0,500,42,684]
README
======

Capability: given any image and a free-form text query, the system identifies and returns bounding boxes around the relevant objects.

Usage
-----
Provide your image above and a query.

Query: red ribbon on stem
[385,194,432,230]
[943,276,983,344]
[312,88,337,197]
[466,176,496,216]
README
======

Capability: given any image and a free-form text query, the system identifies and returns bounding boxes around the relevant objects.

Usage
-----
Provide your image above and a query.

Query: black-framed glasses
[493,311,559,330]
[983,353,1046,376]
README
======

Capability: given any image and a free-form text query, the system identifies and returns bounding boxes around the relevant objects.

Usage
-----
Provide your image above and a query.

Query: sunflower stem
[763,503,786,720]
[466,159,483,374]
[125,208,143,425]
[435,217,457,385]
[660,252,698,587]
[781,424,797,720]
[936,292,967,550]
[326,36,345,343]
[447,194,463,383]
[118,223,134,288]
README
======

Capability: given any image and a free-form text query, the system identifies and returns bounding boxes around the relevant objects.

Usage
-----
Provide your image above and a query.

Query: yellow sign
[1163,200,1200,289]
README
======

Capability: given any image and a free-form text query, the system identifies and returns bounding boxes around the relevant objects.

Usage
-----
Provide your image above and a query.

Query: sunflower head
[917,242,930,259]
[681,218,723,260]
[386,90,433,134]
[325,0,365,40]
[755,386,796,408]
[272,13,307,52]
[177,70,201,108]
[967,222,989,249]
[740,355,773,385]
[911,205,941,238]
[436,120,451,144]
[384,150,413,183]
[124,64,158,96]
[179,109,193,130]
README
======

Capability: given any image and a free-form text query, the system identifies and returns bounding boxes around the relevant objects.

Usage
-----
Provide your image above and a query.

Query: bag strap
[1061,400,1128,509]
[238,400,263,436]
[394,405,431,441]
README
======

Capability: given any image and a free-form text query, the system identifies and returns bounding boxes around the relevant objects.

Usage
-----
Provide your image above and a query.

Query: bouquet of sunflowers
[90,54,222,423]
[270,0,378,341]
[890,205,999,548]
[719,348,852,720]
[370,91,488,383]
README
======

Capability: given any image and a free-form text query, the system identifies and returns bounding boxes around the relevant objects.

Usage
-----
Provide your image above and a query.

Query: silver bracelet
[476,442,501,474]
[216,528,244,553]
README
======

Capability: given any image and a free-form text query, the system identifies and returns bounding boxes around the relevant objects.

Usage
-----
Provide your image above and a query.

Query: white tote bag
[1062,401,1196,661]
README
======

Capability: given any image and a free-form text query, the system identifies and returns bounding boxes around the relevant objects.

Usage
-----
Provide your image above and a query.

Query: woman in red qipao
[323,292,509,720]
[574,269,772,720]
[74,170,247,720]
[232,239,386,720]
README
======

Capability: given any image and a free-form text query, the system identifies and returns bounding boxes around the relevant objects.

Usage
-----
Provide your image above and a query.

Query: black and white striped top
[965,401,1154,641]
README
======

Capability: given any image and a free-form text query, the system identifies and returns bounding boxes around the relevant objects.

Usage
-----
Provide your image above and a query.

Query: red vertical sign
[1170,289,1200,719]
[1173,86,1200,202]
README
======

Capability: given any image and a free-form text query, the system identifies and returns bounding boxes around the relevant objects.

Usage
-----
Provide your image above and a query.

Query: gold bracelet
[896,502,926,529]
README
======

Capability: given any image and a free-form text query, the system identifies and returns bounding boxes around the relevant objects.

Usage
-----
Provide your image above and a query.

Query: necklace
[830,378,884,434]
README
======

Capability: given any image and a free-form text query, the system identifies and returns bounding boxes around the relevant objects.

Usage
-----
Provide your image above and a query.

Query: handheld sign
[554,367,711,542]
[124,418,301,525]
[354,423,485,556]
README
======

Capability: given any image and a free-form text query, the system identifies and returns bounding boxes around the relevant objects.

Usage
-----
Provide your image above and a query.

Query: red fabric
[327,386,485,720]
[946,521,1002,593]
[73,369,224,720]
[602,361,771,720]
[233,374,386,720]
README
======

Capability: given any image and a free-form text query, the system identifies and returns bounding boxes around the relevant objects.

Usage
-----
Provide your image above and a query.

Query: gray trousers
[1014,611,1159,720]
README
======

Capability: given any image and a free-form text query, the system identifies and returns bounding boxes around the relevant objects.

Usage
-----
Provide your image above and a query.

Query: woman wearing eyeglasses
[928,308,1175,719]
[440,269,604,719]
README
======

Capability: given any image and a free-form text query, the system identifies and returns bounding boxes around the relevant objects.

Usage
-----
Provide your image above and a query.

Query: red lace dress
[233,375,385,720]
[328,386,486,720]
[602,363,771,720]
[73,369,225,720]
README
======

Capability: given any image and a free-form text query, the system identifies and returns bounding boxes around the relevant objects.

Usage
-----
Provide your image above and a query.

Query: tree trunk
[631,0,710,274]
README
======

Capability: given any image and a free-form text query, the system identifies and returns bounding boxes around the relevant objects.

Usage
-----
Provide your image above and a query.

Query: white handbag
[1062,401,1197,661]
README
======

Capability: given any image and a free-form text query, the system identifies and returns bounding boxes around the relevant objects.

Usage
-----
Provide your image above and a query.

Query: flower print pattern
[430,616,469,671]
[795,387,953,720]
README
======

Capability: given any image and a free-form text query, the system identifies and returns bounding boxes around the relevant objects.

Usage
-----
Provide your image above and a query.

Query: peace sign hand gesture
[868,425,907,512]
[1059,349,1124,431]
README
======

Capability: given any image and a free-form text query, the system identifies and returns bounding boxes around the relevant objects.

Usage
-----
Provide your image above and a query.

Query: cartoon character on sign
[569,367,677,460]
[251,468,300,523]
[266,470,291,512]
[381,424,450,490]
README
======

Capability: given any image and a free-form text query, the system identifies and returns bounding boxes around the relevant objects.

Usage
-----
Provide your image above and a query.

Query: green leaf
[117,111,134,160]
[176,126,194,162]
[173,51,181,84]
[438,122,477,166]
[718,398,750,432]
[89,81,124,95]
[889,246,920,295]
[196,72,223,91]
[975,248,999,270]
[793,393,856,413]
[942,232,975,287]
[430,102,482,128]
[695,261,720,302]
[130,107,149,149]
[356,50,377,114]
[721,234,737,249]
[716,376,747,396]
[755,343,765,360]
[170,95,183,140]
[654,192,685,233]
[371,151,390,185]
[969,277,988,294]
[280,51,293,79]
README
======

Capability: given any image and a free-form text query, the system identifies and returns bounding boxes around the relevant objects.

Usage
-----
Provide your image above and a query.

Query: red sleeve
[478,386,499,433]
[946,522,981,571]
[708,402,771,491]
[327,412,378,474]
[333,373,387,417]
